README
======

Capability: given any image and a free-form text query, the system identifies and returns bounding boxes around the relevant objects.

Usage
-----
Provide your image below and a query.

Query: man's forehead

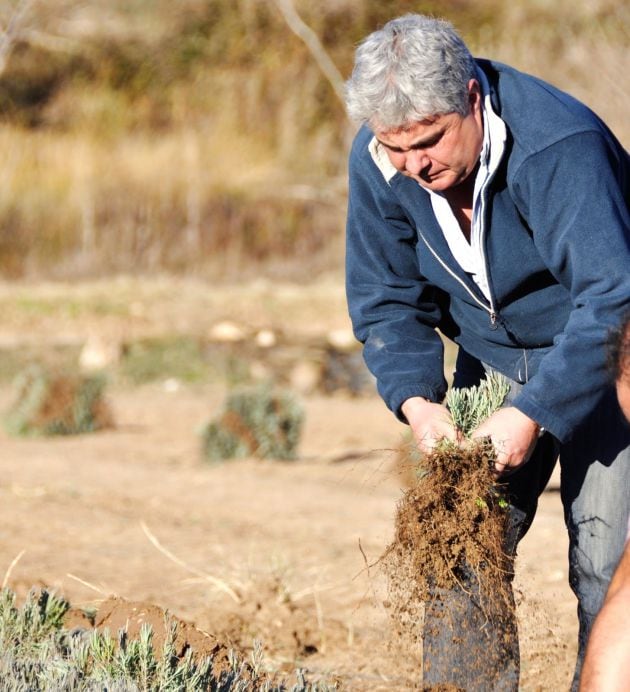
[377,116,440,137]
[375,117,449,147]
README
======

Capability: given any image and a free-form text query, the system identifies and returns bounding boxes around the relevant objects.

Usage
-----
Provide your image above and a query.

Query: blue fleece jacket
[345,59,630,442]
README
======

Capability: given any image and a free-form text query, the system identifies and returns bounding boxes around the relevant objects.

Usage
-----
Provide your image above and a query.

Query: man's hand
[402,397,460,453]
[471,406,540,476]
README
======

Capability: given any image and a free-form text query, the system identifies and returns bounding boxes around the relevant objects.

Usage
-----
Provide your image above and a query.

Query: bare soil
[0,277,577,690]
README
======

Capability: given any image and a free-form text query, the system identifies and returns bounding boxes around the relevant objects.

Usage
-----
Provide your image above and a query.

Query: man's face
[375,79,484,193]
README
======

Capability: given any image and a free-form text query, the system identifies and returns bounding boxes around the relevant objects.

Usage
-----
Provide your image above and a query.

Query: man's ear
[467,79,481,111]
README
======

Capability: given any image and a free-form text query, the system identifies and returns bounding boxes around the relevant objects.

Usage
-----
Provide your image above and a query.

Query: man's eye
[413,137,440,150]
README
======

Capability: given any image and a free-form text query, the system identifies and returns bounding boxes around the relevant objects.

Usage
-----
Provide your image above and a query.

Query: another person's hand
[401,397,460,454]
[471,406,540,476]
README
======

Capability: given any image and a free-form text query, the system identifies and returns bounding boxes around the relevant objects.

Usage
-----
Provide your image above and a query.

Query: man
[344,14,630,691]
[580,315,630,691]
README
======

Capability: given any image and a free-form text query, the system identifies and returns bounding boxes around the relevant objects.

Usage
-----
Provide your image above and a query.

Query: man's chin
[416,175,453,192]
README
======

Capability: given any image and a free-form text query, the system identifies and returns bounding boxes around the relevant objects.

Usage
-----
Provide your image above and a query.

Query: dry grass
[479,1,630,144]
[0,0,626,277]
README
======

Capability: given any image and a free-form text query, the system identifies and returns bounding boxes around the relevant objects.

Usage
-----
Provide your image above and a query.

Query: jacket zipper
[416,229,499,328]
[477,171,498,329]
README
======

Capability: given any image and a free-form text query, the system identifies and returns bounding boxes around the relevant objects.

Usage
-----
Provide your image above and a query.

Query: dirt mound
[62,587,347,685]
[201,575,348,674]
[64,595,235,678]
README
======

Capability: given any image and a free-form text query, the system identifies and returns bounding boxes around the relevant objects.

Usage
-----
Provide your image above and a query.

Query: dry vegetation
[0,0,627,278]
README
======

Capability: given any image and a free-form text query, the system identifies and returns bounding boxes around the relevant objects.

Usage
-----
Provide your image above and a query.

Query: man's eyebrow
[377,131,443,152]
[376,139,405,153]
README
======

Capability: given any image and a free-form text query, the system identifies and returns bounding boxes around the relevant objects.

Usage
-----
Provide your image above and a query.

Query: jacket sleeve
[510,131,630,441]
[345,142,450,421]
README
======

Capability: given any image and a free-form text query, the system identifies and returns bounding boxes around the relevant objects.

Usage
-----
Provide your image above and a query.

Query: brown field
[0,277,577,690]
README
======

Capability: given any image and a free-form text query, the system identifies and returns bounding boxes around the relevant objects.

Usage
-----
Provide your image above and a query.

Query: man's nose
[404,150,429,175]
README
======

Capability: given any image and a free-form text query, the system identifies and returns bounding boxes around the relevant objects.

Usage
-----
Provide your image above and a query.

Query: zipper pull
[490,311,499,330]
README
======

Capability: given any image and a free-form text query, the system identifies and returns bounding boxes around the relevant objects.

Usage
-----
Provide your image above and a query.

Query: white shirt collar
[475,65,507,186]
[368,134,398,183]
[428,67,507,298]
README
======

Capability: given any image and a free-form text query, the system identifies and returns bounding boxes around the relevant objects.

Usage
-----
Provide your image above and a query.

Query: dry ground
[0,277,577,690]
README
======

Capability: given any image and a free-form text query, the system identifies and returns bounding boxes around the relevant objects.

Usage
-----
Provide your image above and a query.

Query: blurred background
[0,0,628,280]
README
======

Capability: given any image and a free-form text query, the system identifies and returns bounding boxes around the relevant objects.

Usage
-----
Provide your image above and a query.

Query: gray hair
[344,14,475,131]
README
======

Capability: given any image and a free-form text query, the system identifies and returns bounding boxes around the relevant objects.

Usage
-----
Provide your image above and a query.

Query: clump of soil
[384,439,512,645]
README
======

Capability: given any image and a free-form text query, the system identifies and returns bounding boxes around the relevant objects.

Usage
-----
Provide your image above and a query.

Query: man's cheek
[616,380,630,423]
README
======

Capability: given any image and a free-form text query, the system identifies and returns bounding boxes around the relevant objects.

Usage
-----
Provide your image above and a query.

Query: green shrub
[202,386,304,462]
[446,370,511,438]
[3,365,113,437]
